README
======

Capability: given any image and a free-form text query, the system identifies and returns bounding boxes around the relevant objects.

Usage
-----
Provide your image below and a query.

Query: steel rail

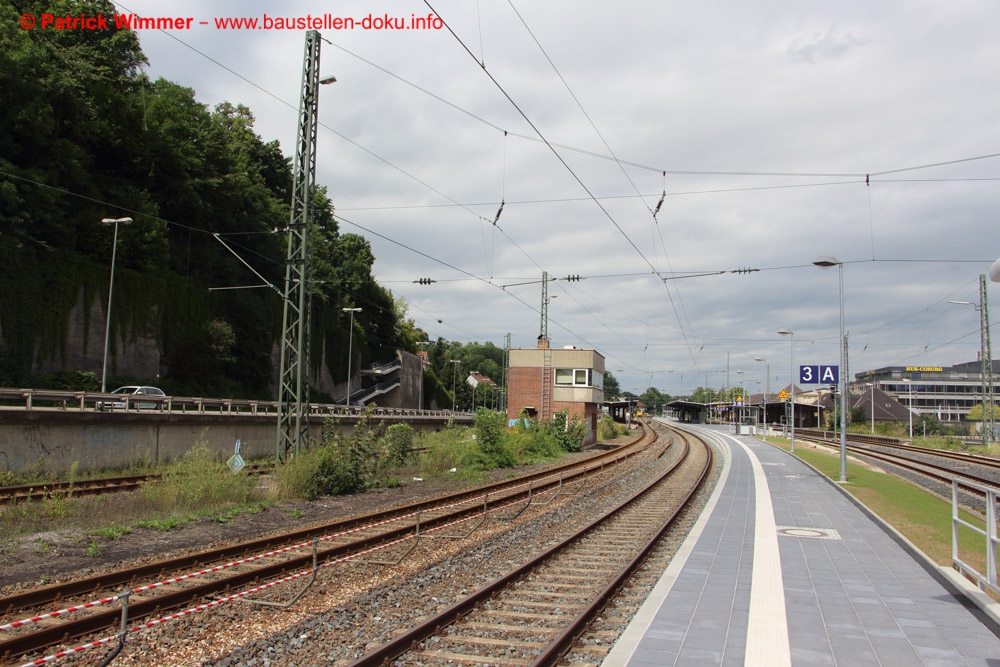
[1,428,650,613]
[0,464,274,503]
[1,426,656,661]
[347,424,711,667]
[796,435,1000,497]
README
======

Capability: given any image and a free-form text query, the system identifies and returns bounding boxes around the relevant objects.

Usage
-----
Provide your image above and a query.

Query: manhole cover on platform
[776,526,841,540]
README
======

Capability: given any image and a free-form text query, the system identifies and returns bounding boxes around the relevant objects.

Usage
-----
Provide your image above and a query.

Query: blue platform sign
[799,365,839,384]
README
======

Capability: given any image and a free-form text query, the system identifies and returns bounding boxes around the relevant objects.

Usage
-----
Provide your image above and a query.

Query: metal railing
[0,387,472,421]
[361,360,402,375]
[951,478,1000,596]
[796,428,905,447]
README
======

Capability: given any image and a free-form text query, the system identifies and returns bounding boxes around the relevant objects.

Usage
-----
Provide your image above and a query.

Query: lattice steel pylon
[539,271,549,342]
[539,272,552,421]
[276,31,328,460]
[980,274,994,445]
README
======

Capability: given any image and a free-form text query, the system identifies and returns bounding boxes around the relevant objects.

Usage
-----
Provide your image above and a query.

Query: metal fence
[0,387,471,421]
[951,478,1000,596]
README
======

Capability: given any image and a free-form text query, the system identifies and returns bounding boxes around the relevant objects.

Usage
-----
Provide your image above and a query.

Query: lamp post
[903,378,913,438]
[949,279,994,446]
[814,255,847,483]
[867,383,875,434]
[100,217,133,393]
[736,370,745,427]
[450,359,461,411]
[342,307,361,405]
[778,329,795,452]
[991,257,1000,443]
[754,356,768,432]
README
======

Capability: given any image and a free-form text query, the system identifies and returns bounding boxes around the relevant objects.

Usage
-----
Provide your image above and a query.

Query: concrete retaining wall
[0,410,464,474]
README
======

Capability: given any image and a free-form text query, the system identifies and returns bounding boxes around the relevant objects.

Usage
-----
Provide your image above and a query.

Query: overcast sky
[113,0,1000,397]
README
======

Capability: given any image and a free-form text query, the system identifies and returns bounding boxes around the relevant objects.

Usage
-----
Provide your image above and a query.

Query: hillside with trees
[0,0,409,398]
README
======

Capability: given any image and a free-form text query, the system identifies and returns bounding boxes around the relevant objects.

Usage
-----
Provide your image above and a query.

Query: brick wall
[507,366,543,420]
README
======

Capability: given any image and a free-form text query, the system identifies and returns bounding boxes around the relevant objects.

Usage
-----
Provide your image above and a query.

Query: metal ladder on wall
[541,347,552,421]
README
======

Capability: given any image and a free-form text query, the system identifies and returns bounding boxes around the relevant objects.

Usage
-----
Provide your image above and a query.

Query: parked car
[97,386,167,411]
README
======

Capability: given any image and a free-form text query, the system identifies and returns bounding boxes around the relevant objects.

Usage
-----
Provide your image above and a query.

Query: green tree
[603,372,621,400]
[0,1,414,397]
[639,387,671,412]
[966,403,999,421]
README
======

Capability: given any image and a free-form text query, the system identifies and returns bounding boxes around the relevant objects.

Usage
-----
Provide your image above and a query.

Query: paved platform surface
[602,422,1000,667]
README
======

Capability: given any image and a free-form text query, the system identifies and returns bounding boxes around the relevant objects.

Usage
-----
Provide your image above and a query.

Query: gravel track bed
[852,444,1000,513]
[39,431,708,667]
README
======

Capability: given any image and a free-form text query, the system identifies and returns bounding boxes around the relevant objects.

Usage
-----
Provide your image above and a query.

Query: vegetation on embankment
[0,408,593,549]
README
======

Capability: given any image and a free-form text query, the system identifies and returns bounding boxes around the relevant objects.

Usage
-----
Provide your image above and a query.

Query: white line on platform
[732,434,791,667]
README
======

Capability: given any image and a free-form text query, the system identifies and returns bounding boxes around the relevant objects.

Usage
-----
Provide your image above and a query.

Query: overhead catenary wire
[428,0,713,371]
[424,0,660,275]
[17,6,1000,394]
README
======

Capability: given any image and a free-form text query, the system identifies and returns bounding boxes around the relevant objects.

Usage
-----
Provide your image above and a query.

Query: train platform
[602,422,1000,667]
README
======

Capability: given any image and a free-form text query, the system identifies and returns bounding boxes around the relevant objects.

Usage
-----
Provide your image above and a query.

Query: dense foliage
[421,338,508,410]
[278,410,420,499]
[0,0,406,396]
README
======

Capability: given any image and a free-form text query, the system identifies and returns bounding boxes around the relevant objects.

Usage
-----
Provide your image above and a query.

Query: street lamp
[450,359,461,412]
[416,341,430,411]
[867,383,875,434]
[342,307,361,405]
[903,378,913,438]
[736,370,745,426]
[814,255,847,483]
[100,217,133,393]
[778,329,795,452]
[949,282,993,446]
[754,356,768,432]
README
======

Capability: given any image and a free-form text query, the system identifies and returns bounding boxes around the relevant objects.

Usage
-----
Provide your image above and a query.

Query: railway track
[0,463,275,504]
[796,432,1000,506]
[0,475,155,503]
[797,428,1000,471]
[0,426,658,664]
[348,425,712,667]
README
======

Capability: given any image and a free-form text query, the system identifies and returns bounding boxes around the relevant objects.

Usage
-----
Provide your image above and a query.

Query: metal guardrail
[361,360,402,375]
[0,387,472,421]
[951,478,1000,596]
[796,428,905,447]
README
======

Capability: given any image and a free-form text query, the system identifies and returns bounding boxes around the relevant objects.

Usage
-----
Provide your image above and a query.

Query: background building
[506,340,605,445]
[854,361,1000,424]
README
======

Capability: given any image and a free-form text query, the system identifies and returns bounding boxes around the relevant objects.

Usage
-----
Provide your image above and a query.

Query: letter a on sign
[820,366,839,383]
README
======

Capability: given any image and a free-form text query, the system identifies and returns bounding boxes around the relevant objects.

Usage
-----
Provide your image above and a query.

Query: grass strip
[769,439,989,578]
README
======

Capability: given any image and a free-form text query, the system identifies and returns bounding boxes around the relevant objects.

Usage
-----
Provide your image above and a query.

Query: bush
[548,410,586,452]
[278,410,390,499]
[507,427,562,464]
[386,423,416,466]
[415,426,485,480]
[277,443,361,500]
[474,408,516,468]
[143,442,257,509]
[597,414,626,440]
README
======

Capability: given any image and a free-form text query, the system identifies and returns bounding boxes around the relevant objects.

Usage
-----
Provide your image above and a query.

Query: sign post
[227,439,246,474]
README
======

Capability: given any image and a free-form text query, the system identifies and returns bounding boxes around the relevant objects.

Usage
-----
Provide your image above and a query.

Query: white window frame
[555,368,599,388]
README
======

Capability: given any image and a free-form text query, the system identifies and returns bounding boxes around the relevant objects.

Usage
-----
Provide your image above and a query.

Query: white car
[97,386,167,411]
